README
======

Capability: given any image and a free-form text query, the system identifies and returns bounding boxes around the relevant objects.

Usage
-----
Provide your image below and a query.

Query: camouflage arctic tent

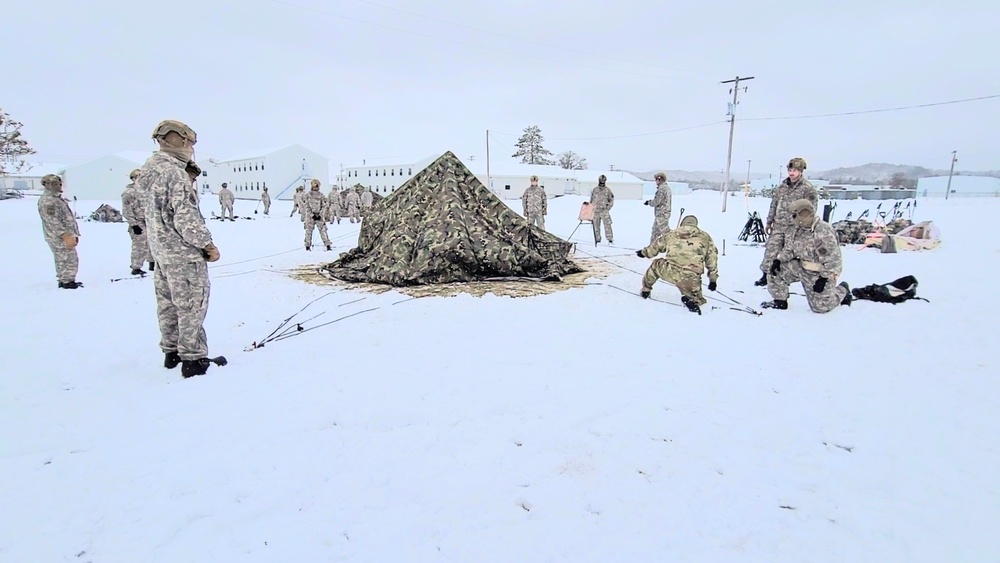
[88,204,124,223]
[320,151,581,286]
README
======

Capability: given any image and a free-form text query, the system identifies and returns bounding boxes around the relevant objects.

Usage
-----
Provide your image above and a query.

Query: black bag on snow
[851,275,927,304]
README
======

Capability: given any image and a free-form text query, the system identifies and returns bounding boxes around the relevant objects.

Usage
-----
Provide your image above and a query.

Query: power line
[261,0,696,81]
[347,0,716,77]
[491,121,728,141]
[742,93,1000,122]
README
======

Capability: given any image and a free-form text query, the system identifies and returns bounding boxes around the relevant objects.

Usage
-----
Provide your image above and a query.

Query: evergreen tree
[512,125,555,165]
[0,108,36,175]
[557,151,588,170]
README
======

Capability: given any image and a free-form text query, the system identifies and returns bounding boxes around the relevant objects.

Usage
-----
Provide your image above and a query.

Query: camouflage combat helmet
[598,174,607,184]
[310,179,321,188]
[790,198,816,215]
[654,171,667,182]
[129,168,141,181]
[679,215,698,228]
[151,119,197,143]
[787,157,807,171]
[41,174,62,188]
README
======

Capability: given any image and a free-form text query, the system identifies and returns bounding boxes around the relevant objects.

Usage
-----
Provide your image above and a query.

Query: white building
[342,153,645,200]
[0,162,65,192]
[209,144,330,201]
[58,151,154,201]
[917,175,1000,197]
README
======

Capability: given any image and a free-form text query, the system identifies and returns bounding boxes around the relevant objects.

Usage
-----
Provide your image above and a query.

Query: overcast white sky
[6,0,999,173]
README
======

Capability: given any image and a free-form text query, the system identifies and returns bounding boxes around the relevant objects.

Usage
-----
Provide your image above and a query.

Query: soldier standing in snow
[360,186,373,218]
[521,175,547,230]
[122,168,153,275]
[636,215,718,314]
[137,119,223,378]
[590,174,615,244]
[645,171,672,243]
[757,157,817,286]
[261,186,271,215]
[218,182,235,221]
[762,199,852,313]
[345,188,361,223]
[327,186,343,224]
[302,179,332,251]
[290,185,305,219]
[37,174,83,289]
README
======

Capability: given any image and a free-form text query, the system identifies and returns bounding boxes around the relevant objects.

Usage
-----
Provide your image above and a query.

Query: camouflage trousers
[154,261,210,360]
[642,259,705,305]
[128,227,151,270]
[526,212,545,230]
[347,206,360,223]
[760,227,788,273]
[592,211,613,242]
[46,236,79,283]
[328,208,342,224]
[304,217,331,248]
[221,203,234,220]
[262,200,270,215]
[767,259,847,314]
[649,215,671,244]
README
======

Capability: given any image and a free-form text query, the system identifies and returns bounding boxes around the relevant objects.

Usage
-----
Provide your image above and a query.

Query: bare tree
[512,125,555,165]
[557,151,588,170]
[0,108,36,175]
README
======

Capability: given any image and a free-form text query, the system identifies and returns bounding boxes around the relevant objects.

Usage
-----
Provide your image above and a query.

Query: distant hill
[628,164,1000,187]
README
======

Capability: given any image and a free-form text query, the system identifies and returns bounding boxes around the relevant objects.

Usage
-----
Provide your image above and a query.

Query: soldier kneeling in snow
[636,215,719,315]
[762,199,852,313]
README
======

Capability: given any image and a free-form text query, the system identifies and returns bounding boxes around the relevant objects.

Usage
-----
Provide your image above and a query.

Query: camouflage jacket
[345,192,360,209]
[590,185,615,212]
[302,191,328,217]
[778,217,843,279]
[521,185,547,215]
[37,189,80,242]
[327,191,343,211]
[218,187,234,205]
[261,191,271,204]
[361,191,373,207]
[650,183,672,219]
[767,177,817,228]
[640,225,719,281]
[136,151,214,265]
[121,182,145,227]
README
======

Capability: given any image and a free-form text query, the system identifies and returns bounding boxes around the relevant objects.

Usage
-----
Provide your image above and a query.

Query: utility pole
[720,75,754,212]
[486,129,492,195]
[745,159,752,190]
[945,150,957,200]
[609,164,615,171]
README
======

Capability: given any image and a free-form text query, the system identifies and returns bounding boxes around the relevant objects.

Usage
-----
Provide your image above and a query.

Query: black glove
[131,225,142,235]
[813,276,828,293]
[636,250,644,258]
[708,281,717,291]
[644,200,651,206]
[312,213,321,221]
[770,259,781,276]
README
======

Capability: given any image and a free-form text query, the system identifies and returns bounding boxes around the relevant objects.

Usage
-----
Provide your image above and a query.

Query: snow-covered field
[2,190,998,562]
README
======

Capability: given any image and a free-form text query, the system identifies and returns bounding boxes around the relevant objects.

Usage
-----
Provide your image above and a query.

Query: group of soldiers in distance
[34,125,851,380]
[519,159,851,315]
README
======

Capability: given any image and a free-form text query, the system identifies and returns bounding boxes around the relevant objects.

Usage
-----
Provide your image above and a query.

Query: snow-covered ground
[2,190,998,562]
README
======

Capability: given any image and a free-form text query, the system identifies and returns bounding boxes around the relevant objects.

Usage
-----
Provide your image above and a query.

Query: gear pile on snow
[88,204,124,223]
[320,151,582,286]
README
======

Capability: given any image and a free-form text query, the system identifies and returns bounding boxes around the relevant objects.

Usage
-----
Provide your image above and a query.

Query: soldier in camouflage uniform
[303,179,332,251]
[218,183,235,221]
[521,175,547,230]
[763,199,852,313]
[261,187,271,215]
[290,185,305,219]
[644,171,672,243]
[756,157,818,286]
[360,186,373,218]
[137,119,223,378]
[327,186,344,223]
[122,168,153,275]
[345,189,361,223]
[590,174,615,244]
[636,215,718,314]
[37,174,83,289]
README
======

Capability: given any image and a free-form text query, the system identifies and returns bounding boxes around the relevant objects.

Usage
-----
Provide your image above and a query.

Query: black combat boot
[640,289,651,299]
[131,268,146,276]
[164,351,181,369]
[181,358,211,378]
[761,299,788,310]
[754,273,768,286]
[326,244,332,251]
[148,261,155,271]
[58,281,83,289]
[681,296,702,315]
[839,282,852,306]
[305,245,311,251]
